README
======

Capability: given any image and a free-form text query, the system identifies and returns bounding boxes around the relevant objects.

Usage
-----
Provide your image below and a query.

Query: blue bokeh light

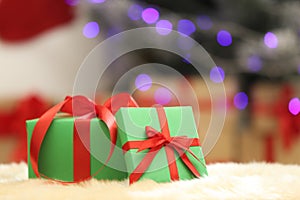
[196,15,213,30]
[154,87,172,105]
[88,0,105,3]
[156,20,172,35]
[82,22,100,38]
[135,74,152,91]
[247,55,263,72]
[217,30,232,46]
[210,66,225,83]
[177,19,196,36]
[264,32,278,49]
[288,97,300,115]
[234,92,248,110]
[142,8,159,24]
[128,4,143,21]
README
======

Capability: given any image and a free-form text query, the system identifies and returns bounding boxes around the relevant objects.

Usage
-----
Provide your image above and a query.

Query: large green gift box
[27,117,127,182]
[115,106,208,184]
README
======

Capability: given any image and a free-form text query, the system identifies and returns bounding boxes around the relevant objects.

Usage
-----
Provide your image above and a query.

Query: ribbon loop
[30,93,138,183]
[122,107,204,184]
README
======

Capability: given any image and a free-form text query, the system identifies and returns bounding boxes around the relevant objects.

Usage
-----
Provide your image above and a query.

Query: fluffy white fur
[0,162,299,199]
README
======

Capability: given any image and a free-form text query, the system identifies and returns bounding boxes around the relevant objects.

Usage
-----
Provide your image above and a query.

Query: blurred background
[0,0,299,164]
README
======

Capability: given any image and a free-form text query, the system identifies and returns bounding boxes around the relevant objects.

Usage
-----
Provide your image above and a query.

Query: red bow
[30,93,138,183]
[122,106,205,184]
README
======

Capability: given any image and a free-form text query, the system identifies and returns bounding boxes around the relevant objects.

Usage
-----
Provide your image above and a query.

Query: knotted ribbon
[122,106,204,184]
[30,93,138,183]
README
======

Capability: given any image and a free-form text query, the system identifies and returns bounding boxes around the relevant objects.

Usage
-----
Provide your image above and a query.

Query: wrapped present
[131,75,239,162]
[116,106,207,184]
[241,82,300,163]
[27,93,138,182]
[189,76,238,162]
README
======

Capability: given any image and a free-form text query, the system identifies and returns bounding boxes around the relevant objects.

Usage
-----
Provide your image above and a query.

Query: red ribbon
[30,93,138,183]
[122,106,205,184]
[252,85,300,161]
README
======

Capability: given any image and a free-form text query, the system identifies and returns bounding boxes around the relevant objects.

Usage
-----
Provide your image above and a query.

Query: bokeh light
[247,55,263,72]
[288,98,300,115]
[65,0,79,6]
[210,66,225,83]
[88,0,105,3]
[196,15,213,30]
[82,22,100,38]
[142,8,159,24]
[156,20,173,35]
[297,64,300,74]
[135,74,152,91]
[128,4,143,21]
[264,32,278,49]
[154,87,172,105]
[177,19,196,36]
[234,92,248,110]
[217,30,232,46]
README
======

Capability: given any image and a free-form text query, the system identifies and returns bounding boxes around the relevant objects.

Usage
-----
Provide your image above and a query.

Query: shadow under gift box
[115,107,208,183]
[27,116,127,182]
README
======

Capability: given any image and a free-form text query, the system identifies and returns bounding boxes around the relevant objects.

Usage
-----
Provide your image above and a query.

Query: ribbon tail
[30,97,71,178]
[165,145,179,181]
[129,145,161,184]
[180,153,201,178]
[95,105,117,166]
[172,145,204,178]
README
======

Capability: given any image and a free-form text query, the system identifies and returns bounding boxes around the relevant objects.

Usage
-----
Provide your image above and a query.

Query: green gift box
[27,116,128,182]
[116,106,208,184]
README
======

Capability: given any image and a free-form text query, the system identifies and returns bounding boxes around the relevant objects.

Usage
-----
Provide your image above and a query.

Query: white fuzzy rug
[0,162,299,199]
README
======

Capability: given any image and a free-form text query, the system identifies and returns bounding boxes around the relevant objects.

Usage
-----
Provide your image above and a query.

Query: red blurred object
[0,95,50,162]
[252,84,300,162]
[0,0,74,42]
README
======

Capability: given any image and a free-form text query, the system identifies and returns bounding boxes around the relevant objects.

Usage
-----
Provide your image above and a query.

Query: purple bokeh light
[217,30,232,46]
[142,8,159,24]
[128,4,143,21]
[154,87,172,105]
[247,55,263,72]
[135,74,152,91]
[65,0,79,6]
[196,15,213,30]
[82,22,100,38]
[88,0,105,3]
[297,64,300,74]
[234,92,248,110]
[156,20,172,35]
[177,19,196,36]
[288,98,300,115]
[210,66,225,83]
[264,32,278,48]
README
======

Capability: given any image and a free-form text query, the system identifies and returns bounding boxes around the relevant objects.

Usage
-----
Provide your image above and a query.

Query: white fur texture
[0,162,299,199]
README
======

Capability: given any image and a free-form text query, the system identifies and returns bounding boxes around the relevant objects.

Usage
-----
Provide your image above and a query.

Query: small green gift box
[27,117,127,182]
[26,94,139,182]
[116,106,208,184]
